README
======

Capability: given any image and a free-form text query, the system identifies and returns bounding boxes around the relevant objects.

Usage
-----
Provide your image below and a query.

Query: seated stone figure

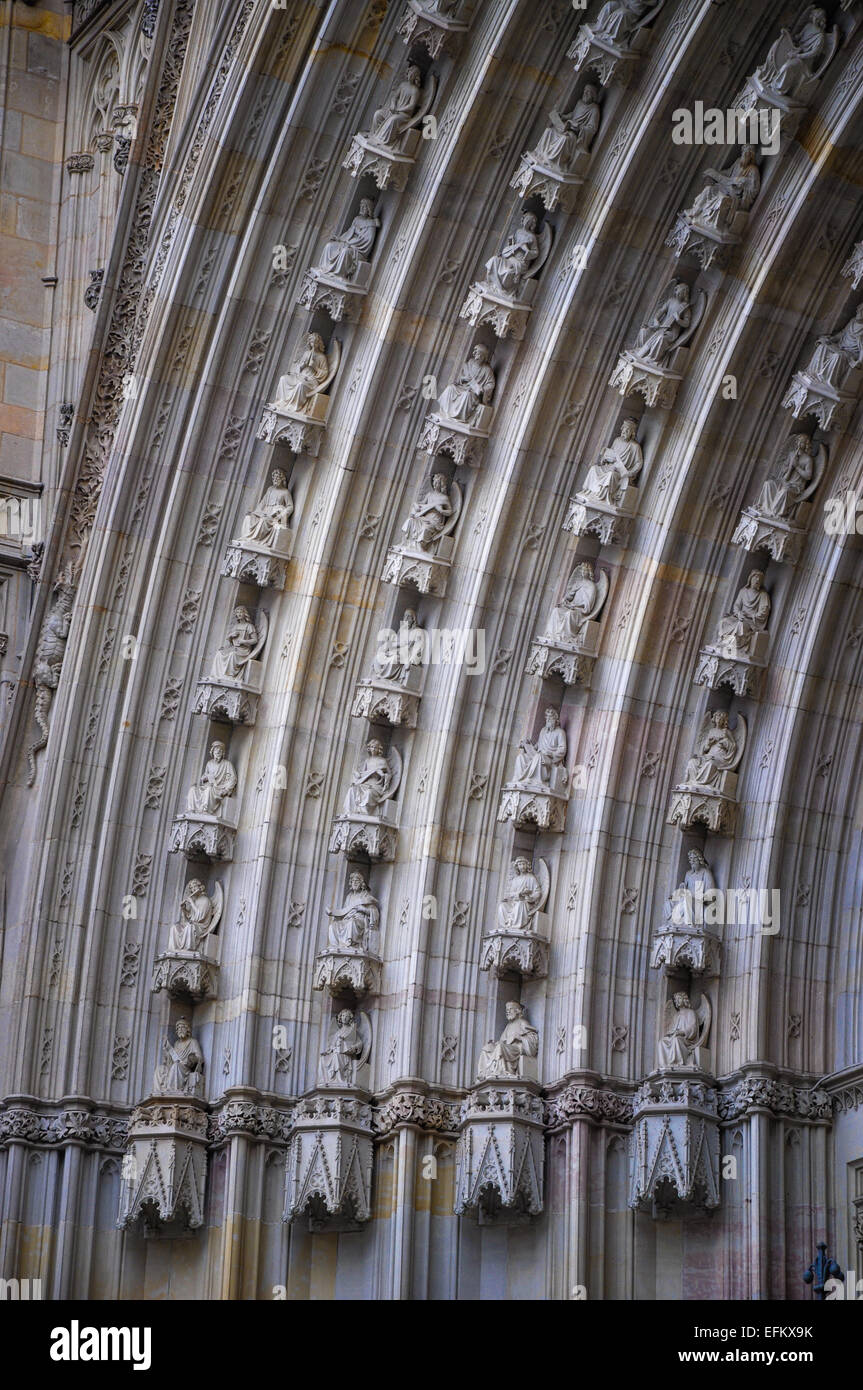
[657,992,710,1071]
[754,434,816,521]
[512,708,568,794]
[326,872,380,952]
[402,474,454,552]
[274,333,334,415]
[211,606,265,682]
[753,6,830,100]
[681,711,743,791]
[168,879,222,953]
[802,304,863,393]
[542,561,607,647]
[186,741,237,816]
[437,345,496,425]
[239,470,293,548]
[477,1001,539,1081]
[529,87,601,171]
[684,145,760,231]
[370,64,423,150]
[592,0,657,48]
[633,281,691,366]
[343,740,400,818]
[712,571,770,658]
[496,857,548,934]
[579,417,643,506]
[153,1018,205,1096]
[483,213,540,298]
[317,199,379,281]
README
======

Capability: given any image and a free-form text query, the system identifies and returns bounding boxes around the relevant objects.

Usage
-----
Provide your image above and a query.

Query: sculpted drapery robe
[345,752,393,816]
[211,613,259,681]
[716,580,770,655]
[403,485,452,550]
[755,441,813,519]
[657,1004,702,1069]
[187,753,237,816]
[477,1016,539,1080]
[582,430,643,505]
[545,572,598,645]
[276,341,329,414]
[240,482,293,548]
[169,885,216,952]
[438,357,495,425]
[497,870,543,933]
[319,208,378,280]
[514,723,568,793]
[683,726,738,790]
[328,887,380,951]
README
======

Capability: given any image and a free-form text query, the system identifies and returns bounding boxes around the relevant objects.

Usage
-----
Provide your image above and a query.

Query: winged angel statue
[343,741,402,820]
[657,991,711,1071]
[273,333,341,419]
[678,710,746,793]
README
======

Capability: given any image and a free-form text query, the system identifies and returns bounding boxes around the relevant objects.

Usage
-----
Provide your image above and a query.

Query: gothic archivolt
[2,0,863,1299]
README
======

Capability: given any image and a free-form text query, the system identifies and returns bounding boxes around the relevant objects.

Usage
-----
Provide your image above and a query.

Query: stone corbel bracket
[117,1098,208,1237]
[628,1074,721,1219]
[283,1092,374,1231]
[454,1083,545,1224]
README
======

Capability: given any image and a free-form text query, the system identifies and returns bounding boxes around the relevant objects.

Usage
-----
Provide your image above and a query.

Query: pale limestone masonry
[0,0,863,1301]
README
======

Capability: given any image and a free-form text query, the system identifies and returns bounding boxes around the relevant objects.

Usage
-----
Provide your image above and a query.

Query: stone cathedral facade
[2,0,863,1303]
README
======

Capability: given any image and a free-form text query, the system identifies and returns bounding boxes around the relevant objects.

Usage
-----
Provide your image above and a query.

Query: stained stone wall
[1,0,863,1301]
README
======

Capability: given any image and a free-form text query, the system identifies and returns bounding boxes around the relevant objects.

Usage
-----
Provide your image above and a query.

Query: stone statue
[326,872,380,951]
[372,609,425,685]
[477,1001,539,1081]
[186,741,237,816]
[343,739,402,817]
[754,434,819,520]
[662,849,716,927]
[752,6,835,101]
[579,418,643,505]
[633,280,693,366]
[239,469,293,547]
[153,1018,205,1096]
[713,571,770,657]
[211,606,267,682]
[318,1008,371,1085]
[681,710,746,791]
[27,571,75,786]
[684,145,761,229]
[168,880,223,952]
[318,198,379,280]
[496,857,550,933]
[543,561,609,646]
[483,212,541,297]
[529,86,601,170]
[437,344,496,424]
[657,992,711,1070]
[274,332,339,415]
[802,304,863,393]
[592,0,657,47]
[512,707,568,793]
[370,63,423,149]
[401,473,461,551]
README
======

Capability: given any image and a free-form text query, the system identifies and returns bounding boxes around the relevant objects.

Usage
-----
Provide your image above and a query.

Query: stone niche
[418,403,493,468]
[480,915,551,981]
[629,1075,721,1219]
[170,800,238,862]
[564,483,638,547]
[283,1093,374,1232]
[194,658,263,726]
[693,630,768,700]
[117,1098,208,1237]
[455,1083,545,1224]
